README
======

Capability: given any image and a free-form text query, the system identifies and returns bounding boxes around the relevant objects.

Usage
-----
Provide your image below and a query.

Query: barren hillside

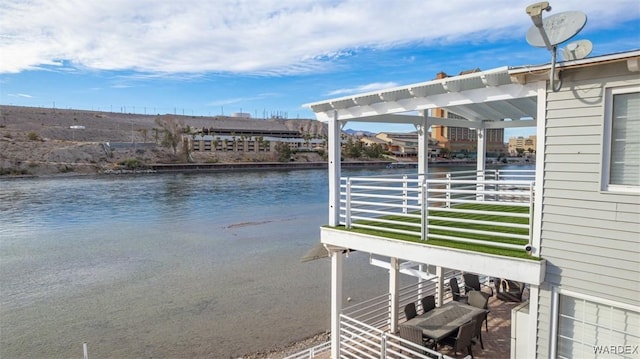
[0,105,327,177]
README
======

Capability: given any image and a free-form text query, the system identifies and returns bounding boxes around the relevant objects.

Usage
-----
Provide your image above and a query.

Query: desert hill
[0,105,328,177]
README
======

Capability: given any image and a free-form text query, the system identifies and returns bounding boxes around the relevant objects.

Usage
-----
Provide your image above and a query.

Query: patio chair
[449,278,468,303]
[421,295,436,314]
[463,273,494,301]
[494,277,526,302]
[468,290,490,332]
[404,302,417,320]
[440,320,475,358]
[399,325,436,354]
[471,311,485,349]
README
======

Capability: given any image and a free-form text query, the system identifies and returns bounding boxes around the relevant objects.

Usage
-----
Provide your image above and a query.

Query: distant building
[508,135,537,155]
[367,132,440,159]
[375,132,418,157]
[431,71,507,155]
[189,134,324,153]
[184,115,326,154]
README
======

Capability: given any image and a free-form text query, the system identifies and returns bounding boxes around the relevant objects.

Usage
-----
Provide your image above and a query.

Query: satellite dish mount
[525,2,588,92]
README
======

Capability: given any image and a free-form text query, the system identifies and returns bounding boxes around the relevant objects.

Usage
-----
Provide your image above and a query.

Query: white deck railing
[285,272,489,358]
[338,273,475,358]
[340,169,535,251]
[282,341,331,359]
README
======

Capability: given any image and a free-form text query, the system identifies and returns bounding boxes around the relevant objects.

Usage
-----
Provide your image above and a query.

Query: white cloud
[207,93,278,107]
[8,93,33,98]
[327,82,399,96]
[0,0,637,74]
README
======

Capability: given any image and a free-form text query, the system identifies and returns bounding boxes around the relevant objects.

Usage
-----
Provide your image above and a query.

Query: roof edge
[303,66,511,109]
[509,49,640,75]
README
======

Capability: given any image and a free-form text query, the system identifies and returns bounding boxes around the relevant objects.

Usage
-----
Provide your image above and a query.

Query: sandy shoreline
[241,331,330,358]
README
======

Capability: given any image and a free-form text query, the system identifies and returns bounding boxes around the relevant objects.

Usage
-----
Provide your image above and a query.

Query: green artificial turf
[330,203,539,260]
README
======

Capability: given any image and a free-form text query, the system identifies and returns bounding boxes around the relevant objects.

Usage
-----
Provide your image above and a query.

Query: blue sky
[1,0,638,138]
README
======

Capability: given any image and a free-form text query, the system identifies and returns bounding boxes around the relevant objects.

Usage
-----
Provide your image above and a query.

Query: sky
[1,0,638,138]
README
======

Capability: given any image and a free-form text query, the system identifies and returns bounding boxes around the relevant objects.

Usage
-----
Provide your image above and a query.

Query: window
[603,86,640,192]
[555,292,640,359]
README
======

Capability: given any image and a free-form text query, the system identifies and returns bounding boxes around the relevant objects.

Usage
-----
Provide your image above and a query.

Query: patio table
[402,300,486,344]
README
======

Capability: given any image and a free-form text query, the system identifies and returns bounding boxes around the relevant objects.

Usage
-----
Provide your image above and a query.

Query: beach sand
[241,331,330,358]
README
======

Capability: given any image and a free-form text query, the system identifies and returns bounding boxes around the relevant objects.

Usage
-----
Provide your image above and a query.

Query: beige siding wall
[536,61,640,357]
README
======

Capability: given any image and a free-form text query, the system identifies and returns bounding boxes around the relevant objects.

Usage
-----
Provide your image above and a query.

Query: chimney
[433,72,449,117]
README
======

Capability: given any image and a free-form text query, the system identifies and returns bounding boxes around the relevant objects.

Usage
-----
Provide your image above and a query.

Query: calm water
[0,165,531,358]
[0,168,401,358]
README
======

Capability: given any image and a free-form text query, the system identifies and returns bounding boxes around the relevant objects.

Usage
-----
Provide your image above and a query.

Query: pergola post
[330,249,343,359]
[418,111,430,179]
[476,125,487,200]
[328,111,341,226]
[418,113,430,239]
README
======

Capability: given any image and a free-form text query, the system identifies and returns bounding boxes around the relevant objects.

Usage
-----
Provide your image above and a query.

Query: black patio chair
[449,278,468,303]
[421,295,436,314]
[399,325,436,354]
[468,290,490,332]
[463,273,494,301]
[404,302,417,320]
[471,311,485,349]
[440,320,475,358]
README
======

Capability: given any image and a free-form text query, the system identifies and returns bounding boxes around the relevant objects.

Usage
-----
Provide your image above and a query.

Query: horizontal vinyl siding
[541,61,640,311]
[544,187,640,204]
[542,221,638,252]
[544,143,600,154]
[544,162,601,173]
[537,286,552,358]
[543,170,600,183]
[542,225,639,253]
[545,134,601,146]
[544,200,635,224]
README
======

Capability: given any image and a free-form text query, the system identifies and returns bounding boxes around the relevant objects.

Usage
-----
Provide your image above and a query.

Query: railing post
[345,179,352,228]
[495,170,500,201]
[380,334,387,359]
[422,180,428,240]
[402,175,408,214]
[435,266,444,307]
[528,182,535,248]
[389,257,399,334]
[476,170,485,202]
[445,173,451,208]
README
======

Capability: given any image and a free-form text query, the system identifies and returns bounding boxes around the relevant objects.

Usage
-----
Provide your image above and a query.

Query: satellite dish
[526,11,587,48]
[525,3,588,92]
[562,39,593,60]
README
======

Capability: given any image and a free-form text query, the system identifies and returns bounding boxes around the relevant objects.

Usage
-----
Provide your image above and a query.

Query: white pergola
[304,65,548,358]
[305,66,544,228]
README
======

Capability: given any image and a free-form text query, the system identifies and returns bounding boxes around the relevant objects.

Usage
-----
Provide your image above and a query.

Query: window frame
[601,85,640,193]
[550,287,640,358]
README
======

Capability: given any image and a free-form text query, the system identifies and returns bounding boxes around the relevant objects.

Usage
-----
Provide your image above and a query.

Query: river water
[0,165,531,358]
[0,168,402,358]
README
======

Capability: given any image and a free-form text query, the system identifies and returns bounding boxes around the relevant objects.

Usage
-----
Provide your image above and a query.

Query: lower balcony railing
[339,273,476,358]
[285,272,492,358]
[340,169,535,255]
